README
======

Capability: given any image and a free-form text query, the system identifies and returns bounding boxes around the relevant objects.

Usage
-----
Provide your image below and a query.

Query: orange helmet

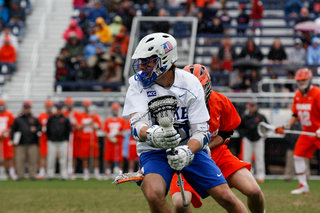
[295,68,312,93]
[45,99,54,107]
[64,96,74,105]
[183,64,211,102]
[111,102,121,110]
[0,99,6,105]
[82,99,92,107]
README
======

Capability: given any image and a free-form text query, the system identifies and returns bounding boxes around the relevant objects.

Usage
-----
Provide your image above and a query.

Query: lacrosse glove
[146,125,181,148]
[166,145,194,171]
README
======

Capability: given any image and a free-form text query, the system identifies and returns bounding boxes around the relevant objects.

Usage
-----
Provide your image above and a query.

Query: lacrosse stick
[258,122,316,137]
[148,95,189,207]
[112,170,144,190]
[67,132,74,176]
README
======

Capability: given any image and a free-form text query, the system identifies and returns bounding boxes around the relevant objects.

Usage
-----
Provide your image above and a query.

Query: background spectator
[288,38,306,65]
[46,102,71,180]
[87,46,109,80]
[154,8,170,33]
[196,11,208,34]
[220,7,231,26]
[94,17,112,44]
[210,54,221,72]
[63,19,84,44]
[75,58,94,83]
[0,35,17,73]
[237,100,268,183]
[65,34,84,59]
[250,0,264,32]
[243,69,261,93]
[110,26,129,59]
[109,15,123,38]
[0,25,18,51]
[267,38,287,64]
[141,1,158,33]
[309,0,320,18]
[84,34,105,60]
[73,0,87,10]
[87,0,109,25]
[0,0,9,26]
[218,36,237,72]
[307,37,320,65]
[11,100,41,180]
[55,58,75,91]
[295,7,311,25]
[284,0,303,26]
[238,38,264,61]
[237,4,249,34]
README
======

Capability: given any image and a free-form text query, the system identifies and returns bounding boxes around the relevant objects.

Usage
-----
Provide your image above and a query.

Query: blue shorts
[139,149,226,199]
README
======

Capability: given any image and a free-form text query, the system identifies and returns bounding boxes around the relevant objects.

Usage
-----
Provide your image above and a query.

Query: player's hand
[275,126,284,134]
[146,125,181,148]
[316,128,320,138]
[166,145,194,171]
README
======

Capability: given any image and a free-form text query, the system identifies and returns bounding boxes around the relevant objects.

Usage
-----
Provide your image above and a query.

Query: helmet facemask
[133,57,162,87]
[297,78,311,94]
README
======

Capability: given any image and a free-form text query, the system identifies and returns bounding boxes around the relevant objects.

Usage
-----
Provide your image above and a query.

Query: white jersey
[123,68,210,155]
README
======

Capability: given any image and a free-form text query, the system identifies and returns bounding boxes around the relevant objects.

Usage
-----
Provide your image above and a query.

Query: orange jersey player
[170,64,265,213]
[275,68,320,194]
[78,99,102,180]
[36,99,54,179]
[0,99,17,180]
[62,96,81,180]
[126,118,139,173]
[103,102,126,180]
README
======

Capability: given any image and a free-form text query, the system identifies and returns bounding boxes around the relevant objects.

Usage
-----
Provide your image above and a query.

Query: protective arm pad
[130,112,150,142]
[217,130,234,145]
[190,122,211,150]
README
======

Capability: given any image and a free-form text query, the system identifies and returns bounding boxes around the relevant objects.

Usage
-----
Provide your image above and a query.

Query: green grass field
[1,179,320,213]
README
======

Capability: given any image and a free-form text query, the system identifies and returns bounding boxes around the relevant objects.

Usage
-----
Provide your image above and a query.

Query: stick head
[257,122,274,137]
[148,95,177,128]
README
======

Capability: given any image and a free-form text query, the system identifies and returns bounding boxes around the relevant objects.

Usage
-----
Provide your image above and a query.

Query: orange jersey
[0,110,14,137]
[103,116,126,144]
[292,86,320,132]
[78,112,101,141]
[38,111,53,157]
[207,91,241,136]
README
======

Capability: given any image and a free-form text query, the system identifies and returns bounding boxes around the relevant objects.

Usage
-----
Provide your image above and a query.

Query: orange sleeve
[103,118,109,132]
[94,114,102,129]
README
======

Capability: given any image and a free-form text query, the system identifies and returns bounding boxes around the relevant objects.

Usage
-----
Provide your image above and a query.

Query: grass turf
[0,179,320,213]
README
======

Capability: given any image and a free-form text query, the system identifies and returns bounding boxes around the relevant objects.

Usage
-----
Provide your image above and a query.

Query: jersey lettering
[298,111,312,127]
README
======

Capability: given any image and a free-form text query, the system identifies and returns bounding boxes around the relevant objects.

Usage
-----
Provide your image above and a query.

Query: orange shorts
[170,145,251,208]
[78,139,99,159]
[39,134,48,157]
[104,141,124,162]
[294,135,320,159]
[127,141,138,161]
[1,138,14,159]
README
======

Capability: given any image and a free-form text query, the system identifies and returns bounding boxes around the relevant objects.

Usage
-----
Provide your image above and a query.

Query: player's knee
[246,184,264,200]
[145,190,164,204]
[216,189,239,207]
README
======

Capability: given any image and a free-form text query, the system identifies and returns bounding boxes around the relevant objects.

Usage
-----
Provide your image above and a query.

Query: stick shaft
[283,129,316,136]
[176,171,189,207]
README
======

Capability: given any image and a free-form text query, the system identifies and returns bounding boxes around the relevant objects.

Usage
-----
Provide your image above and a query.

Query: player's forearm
[139,126,149,141]
[187,138,202,153]
[286,116,298,128]
[208,135,224,150]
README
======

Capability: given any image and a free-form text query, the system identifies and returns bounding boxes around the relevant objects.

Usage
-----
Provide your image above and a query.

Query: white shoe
[94,173,101,180]
[10,173,18,181]
[69,173,76,180]
[83,173,90,181]
[104,174,111,180]
[36,174,45,180]
[291,184,309,194]
[0,174,8,181]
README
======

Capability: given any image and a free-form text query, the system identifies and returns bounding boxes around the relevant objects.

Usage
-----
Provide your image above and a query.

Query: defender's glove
[316,128,320,138]
[166,145,194,171]
[146,125,181,148]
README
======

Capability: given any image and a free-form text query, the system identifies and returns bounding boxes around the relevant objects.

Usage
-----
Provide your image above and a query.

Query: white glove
[146,125,181,148]
[42,126,47,132]
[166,145,194,171]
[316,128,320,138]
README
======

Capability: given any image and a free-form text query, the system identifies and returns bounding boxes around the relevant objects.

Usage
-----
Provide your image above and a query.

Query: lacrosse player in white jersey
[122,32,247,213]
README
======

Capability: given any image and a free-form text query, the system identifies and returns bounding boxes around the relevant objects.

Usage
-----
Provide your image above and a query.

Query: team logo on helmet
[162,41,173,53]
